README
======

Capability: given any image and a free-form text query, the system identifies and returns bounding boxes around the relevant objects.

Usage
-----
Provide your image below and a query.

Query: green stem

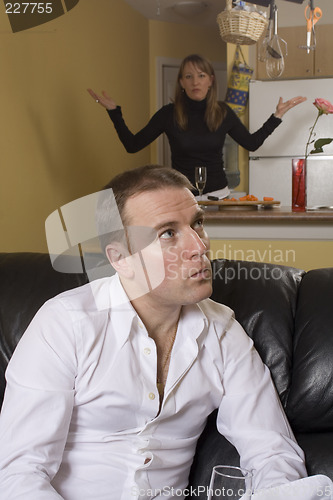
[305,111,321,159]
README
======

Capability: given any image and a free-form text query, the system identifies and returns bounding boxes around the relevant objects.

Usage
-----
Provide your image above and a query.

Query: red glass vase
[292,158,307,212]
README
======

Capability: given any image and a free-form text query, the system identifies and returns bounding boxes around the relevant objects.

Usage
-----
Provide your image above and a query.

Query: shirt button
[148,392,155,400]
[143,347,151,355]
[138,322,144,329]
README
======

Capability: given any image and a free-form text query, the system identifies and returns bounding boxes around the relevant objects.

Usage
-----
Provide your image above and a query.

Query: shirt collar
[91,274,209,347]
[180,302,208,339]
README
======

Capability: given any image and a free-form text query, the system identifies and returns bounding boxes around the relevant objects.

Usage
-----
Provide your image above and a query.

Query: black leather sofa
[0,253,333,497]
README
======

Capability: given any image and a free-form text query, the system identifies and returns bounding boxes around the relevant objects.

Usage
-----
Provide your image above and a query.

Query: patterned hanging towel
[225,44,253,116]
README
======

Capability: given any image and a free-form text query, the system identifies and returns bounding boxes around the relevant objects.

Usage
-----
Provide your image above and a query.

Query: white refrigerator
[248,78,333,208]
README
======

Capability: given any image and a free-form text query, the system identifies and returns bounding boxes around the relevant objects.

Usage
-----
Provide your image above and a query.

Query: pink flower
[313,98,333,115]
[305,98,333,158]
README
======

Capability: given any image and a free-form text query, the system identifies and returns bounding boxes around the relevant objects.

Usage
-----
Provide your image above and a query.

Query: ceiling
[122,0,310,27]
[123,0,228,27]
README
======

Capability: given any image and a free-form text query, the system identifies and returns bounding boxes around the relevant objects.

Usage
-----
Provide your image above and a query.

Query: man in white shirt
[0,164,332,499]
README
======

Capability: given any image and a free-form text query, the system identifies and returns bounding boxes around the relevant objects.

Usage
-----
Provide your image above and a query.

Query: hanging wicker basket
[217,0,268,45]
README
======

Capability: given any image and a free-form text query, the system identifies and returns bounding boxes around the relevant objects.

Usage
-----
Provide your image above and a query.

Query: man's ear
[105,243,133,279]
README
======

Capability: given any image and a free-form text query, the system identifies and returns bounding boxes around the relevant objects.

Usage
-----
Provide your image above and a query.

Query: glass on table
[195,166,207,199]
[207,465,253,499]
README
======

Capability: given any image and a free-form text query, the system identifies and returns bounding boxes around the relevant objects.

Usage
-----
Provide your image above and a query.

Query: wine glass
[195,166,207,199]
[207,465,253,499]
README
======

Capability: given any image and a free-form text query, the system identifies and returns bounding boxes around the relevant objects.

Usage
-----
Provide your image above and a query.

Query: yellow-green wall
[209,239,333,271]
[1,0,151,252]
[0,0,331,271]
[0,0,226,253]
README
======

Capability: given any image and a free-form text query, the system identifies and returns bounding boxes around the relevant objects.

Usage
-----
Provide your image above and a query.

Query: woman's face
[180,62,214,102]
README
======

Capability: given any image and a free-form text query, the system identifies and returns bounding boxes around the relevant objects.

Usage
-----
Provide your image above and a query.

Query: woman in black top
[88,54,305,194]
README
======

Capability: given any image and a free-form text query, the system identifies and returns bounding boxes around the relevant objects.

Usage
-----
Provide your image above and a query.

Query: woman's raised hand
[274,96,307,119]
[87,89,117,110]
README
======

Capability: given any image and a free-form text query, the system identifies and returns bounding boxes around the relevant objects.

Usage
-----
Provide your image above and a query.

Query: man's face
[123,187,212,308]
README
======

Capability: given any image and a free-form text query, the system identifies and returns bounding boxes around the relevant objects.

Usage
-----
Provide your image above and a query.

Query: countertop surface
[201,205,333,222]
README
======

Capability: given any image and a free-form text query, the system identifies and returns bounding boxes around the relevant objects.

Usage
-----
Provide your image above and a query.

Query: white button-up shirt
[0,274,308,499]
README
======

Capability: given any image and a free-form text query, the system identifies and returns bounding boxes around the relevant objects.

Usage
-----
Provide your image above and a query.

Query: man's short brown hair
[106,164,192,222]
[96,164,193,252]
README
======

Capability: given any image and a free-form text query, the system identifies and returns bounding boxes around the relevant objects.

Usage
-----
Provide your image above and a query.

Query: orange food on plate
[239,194,258,201]
[263,196,274,201]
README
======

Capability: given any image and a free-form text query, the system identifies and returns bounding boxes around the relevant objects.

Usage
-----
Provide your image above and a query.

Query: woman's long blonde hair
[174,54,226,132]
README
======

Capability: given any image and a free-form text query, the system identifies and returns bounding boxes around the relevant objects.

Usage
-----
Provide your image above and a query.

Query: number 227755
[5,3,53,14]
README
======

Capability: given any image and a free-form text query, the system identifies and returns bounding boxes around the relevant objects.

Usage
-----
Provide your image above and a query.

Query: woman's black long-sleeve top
[107,96,281,193]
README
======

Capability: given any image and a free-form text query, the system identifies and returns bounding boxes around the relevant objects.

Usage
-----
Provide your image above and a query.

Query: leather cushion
[0,252,88,405]
[210,259,304,406]
[286,268,333,432]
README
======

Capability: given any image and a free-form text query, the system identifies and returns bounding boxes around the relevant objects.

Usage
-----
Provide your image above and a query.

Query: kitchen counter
[202,205,333,241]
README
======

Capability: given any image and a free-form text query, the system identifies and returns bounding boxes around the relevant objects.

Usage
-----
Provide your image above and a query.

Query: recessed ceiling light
[172,1,208,17]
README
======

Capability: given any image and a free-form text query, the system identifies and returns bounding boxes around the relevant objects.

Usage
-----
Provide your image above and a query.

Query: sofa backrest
[210,260,333,434]
[0,253,88,404]
[210,259,305,407]
[286,268,333,432]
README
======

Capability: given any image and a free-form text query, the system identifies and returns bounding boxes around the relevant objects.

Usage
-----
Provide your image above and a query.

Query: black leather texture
[286,268,333,432]
[210,259,305,405]
[0,253,88,404]
[0,253,332,494]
